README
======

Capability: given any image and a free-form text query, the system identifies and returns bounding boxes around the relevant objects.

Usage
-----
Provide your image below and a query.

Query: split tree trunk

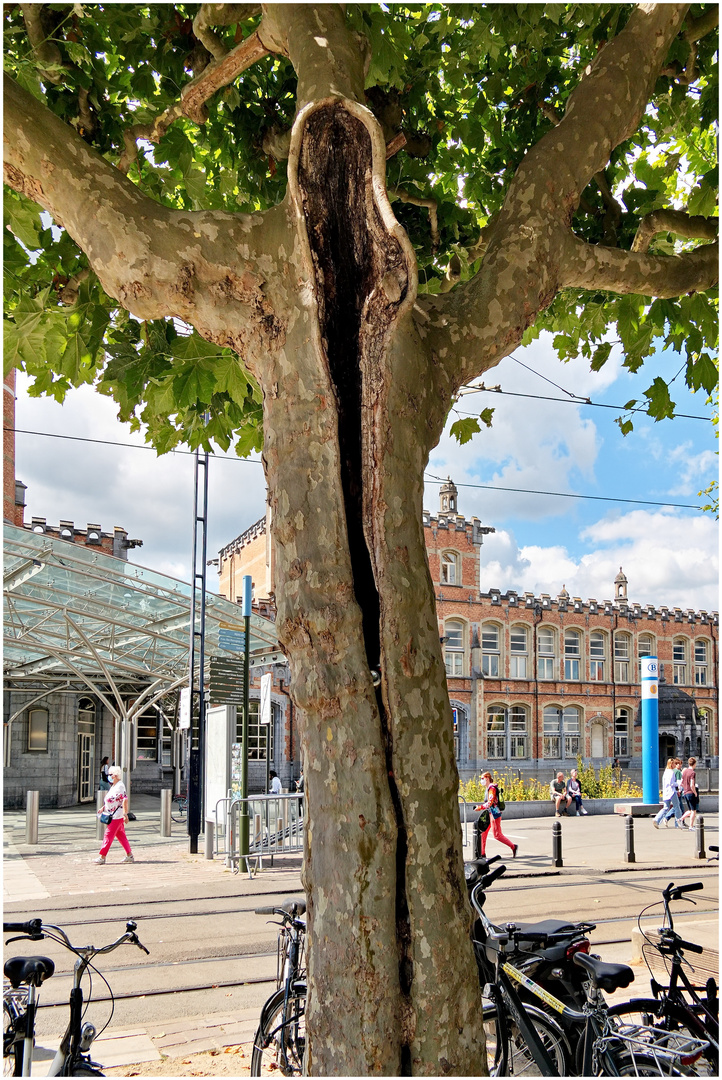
[256,98,486,1075]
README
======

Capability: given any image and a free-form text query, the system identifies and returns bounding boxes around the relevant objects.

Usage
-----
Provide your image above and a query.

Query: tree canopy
[5,3,718,451]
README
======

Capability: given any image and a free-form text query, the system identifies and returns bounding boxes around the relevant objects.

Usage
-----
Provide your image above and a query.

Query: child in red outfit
[474,771,517,858]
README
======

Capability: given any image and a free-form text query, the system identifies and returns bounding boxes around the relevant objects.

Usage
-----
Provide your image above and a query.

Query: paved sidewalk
[4,798,718,1074]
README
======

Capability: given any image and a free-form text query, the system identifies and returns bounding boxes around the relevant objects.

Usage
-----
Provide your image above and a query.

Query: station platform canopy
[3,523,283,706]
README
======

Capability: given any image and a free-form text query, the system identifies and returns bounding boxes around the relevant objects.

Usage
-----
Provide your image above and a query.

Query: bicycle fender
[259,984,306,1032]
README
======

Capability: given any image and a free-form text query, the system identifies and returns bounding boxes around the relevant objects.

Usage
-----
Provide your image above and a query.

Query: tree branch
[632,210,719,253]
[3,72,286,355]
[388,188,439,251]
[181,28,270,123]
[193,4,261,60]
[562,235,719,296]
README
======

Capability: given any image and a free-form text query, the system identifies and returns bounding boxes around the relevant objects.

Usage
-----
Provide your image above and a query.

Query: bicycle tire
[66,1064,105,1077]
[3,999,23,1077]
[608,998,717,1076]
[170,798,187,824]
[483,1000,569,1076]
[251,985,306,1076]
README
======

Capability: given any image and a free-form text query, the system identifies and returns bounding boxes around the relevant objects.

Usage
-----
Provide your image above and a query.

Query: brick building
[218,479,718,786]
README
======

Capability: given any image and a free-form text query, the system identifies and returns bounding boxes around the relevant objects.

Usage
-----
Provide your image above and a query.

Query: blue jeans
[664,791,684,825]
[654,798,674,825]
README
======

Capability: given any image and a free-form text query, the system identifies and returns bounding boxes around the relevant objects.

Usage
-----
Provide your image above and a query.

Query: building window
[694,640,708,686]
[614,634,631,683]
[590,632,606,681]
[486,704,529,759]
[564,630,582,680]
[543,705,581,759]
[440,551,459,586]
[673,638,687,685]
[537,627,556,680]
[444,620,465,677]
[638,634,654,678]
[136,709,159,761]
[510,625,528,678]
[452,706,461,760]
[236,700,275,761]
[481,623,500,677]
[615,708,630,757]
[27,709,49,752]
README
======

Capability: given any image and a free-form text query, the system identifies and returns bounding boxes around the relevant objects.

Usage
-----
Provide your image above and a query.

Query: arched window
[638,633,654,678]
[615,707,631,757]
[614,633,631,683]
[510,625,529,678]
[590,631,606,681]
[564,630,582,680]
[694,639,709,685]
[440,551,459,586]
[537,627,556,680]
[673,638,688,685]
[444,620,465,677]
[486,704,529,760]
[481,622,500,677]
[543,705,581,759]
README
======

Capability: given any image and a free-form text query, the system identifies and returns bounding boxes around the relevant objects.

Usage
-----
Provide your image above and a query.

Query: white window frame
[564,630,582,681]
[543,704,581,759]
[510,625,528,679]
[481,623,500,678]
[440,550,459,586]
[444,620,465,677]
[590,631,606,681]
[537,627,556,680]
[673,638,687,685]
[615,708,630,757]
[614,633,631,683]
[486,704,529,760]
[694,639,708,686]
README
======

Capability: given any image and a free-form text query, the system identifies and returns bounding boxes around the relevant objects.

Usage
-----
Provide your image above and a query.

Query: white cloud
[479,509,718,611]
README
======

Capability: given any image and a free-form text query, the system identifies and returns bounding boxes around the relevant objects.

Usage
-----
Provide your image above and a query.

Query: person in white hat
[95,765,134,864]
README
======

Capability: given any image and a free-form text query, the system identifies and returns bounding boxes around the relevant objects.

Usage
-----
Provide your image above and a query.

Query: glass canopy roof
[3,524,283,700]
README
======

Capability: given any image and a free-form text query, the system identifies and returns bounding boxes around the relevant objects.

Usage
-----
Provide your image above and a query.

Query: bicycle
[251,898,307,1076]
[170,793,187,823]
[3,917,149,1077]
[471,865,710,1075]
[607,881,718,1076]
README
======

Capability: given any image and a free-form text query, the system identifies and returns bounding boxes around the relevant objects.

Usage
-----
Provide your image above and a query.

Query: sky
[11,331,719,612]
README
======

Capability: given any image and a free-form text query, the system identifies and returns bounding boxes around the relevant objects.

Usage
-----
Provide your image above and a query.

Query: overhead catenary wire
[456,386,711,422]
[7,427,707,511]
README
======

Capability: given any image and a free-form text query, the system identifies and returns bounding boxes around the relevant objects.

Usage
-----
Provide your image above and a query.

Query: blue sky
[13,332,719,612]
[425,334,718,610]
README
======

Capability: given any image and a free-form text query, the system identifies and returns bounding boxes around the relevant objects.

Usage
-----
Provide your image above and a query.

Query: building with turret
[217,480,718,786]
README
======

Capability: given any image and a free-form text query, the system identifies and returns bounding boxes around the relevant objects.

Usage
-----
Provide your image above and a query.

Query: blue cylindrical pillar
[641,656,659,804]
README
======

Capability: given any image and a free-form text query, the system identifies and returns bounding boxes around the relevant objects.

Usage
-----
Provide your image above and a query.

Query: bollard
[96,790,105,840]
[551,819,563,867]
[695,815,706,860]
[160,789,171,837]
[25,790,39,845]
[277,818,284,850]
[624,814,636,863]
[204,819,214,860]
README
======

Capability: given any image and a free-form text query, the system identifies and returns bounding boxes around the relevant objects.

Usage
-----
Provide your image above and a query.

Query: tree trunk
[256,98,486,1075]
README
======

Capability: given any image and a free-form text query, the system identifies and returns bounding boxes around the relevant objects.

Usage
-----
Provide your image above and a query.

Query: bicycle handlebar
[660,929,705,955]
[663,881,704,902]
[3,919,42,937]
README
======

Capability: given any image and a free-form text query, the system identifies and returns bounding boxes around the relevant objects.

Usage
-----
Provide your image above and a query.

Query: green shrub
[459,761,642,803]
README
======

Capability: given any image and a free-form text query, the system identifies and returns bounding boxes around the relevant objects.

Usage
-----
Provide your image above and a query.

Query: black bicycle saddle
[572,952,633,992]
[4,955,55,988]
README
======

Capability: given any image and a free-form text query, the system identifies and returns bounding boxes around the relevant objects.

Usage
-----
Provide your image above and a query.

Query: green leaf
[479,407,495,428]
[450,417,481,445]
[688,353,719,395]
[590,342,612,372]
[644,377,675,422]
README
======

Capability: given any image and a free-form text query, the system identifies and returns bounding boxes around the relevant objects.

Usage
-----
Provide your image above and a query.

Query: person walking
[679,757,699,830]
[566,769,588,815]
[663,758,685,828]
[269,769,282,796]
[550,772,572,817]
[99,756,111,791]
[653,758,676,829]
[474,772,517,858]
[94,765,134,864]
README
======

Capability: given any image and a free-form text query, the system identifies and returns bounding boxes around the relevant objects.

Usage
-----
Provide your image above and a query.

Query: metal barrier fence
[214,793,304,869]
[458,797,474,850]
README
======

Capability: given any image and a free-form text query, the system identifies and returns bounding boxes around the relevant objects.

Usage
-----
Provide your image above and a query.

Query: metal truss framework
[4,524,283,735]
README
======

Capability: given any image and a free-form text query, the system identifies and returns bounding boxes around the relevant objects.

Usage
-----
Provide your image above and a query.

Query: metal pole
[641,656,659,805]
[187,446,210,853]
[551,819,563,867]
[239,575,252,873]
[695,815,706,860]
[624,814,636,863]
[204,819,214,860]
[25,791,39,845]
[160,789,172,837]
[96,790,105,840]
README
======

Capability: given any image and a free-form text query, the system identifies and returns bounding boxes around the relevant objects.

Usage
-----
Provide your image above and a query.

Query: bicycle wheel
[483,1000,569,1076]
[170,797,187,824]
[3,999,23,1076]
[251,986,306,1076]
[609,999,717,1076]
